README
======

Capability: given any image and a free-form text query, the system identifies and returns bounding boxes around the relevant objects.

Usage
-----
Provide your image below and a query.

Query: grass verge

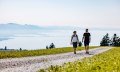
[39,47,120,72]
[0,46,98,59]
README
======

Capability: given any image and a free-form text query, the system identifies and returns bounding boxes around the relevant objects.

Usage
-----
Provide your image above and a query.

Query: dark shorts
[73,42,77,48]
[84,41,89,46]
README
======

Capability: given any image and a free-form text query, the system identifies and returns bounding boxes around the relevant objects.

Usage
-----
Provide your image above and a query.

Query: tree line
[100,33,120,46]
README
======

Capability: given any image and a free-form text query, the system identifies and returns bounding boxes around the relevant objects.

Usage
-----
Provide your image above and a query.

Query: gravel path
[0,47,112,72]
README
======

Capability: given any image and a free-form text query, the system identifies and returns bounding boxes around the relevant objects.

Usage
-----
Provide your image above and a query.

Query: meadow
[0,46,98,59]
[39,47,120,72]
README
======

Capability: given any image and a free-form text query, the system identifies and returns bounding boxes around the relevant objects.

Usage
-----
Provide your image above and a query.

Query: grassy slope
[0,46,98,59]
[39,47,120,72]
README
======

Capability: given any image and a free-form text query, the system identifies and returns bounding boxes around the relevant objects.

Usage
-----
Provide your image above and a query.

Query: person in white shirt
[71,31,79,54]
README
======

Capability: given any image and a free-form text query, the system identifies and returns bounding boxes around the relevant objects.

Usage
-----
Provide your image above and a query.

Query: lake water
[0,29,120,50]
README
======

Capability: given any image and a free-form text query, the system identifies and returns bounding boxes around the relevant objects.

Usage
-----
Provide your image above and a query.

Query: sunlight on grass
[39,47,120,72]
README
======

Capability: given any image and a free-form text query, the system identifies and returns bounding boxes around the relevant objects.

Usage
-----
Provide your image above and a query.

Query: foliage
[100,33,120,46]
[111,34,120,46]
[100,33,110,46]
[39,47,120,72]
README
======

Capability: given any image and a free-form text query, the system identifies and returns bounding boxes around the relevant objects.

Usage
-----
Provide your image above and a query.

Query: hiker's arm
[89,36,91,43]
[89,33,91,43]
[82,33,85,42]
[77,37,79,42]
[71,35,73,42]
[77,35,79,43]
[82,36,84,42]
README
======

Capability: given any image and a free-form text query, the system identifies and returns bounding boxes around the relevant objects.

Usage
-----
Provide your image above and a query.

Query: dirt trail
[0,47,112,72]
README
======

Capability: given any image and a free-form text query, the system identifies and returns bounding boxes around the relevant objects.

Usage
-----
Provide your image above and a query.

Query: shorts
[84,41,89,46]
[73,42,77,48]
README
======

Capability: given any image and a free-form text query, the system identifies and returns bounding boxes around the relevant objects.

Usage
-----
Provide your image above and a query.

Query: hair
[73,31,76,33]
[86,29,88,32]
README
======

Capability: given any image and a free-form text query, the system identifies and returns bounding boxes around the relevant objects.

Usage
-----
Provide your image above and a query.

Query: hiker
[82,29,91,54]
[71,31,79,54]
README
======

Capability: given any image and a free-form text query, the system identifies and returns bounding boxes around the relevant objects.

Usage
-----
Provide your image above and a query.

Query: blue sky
[0,0,120,28]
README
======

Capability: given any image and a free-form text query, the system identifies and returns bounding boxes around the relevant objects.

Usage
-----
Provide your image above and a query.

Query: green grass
[0,46,98,59]
[39,47,120,72]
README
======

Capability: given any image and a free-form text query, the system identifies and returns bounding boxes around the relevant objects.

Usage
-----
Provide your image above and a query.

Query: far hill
[0,23,119,31]
[0,23,42,30]
[0,23,81,30]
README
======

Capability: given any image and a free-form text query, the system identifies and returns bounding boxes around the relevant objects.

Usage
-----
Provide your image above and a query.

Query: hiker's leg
[87,42,90,52]
[84,42,87,53]
[85,46,87,53]
[73,48,76,54]
[86,45,89,54]
[73,47,75,54]
[86,45,89,52]
[74,48,76,54]
[73,42,77,54]
[87,45,89,52]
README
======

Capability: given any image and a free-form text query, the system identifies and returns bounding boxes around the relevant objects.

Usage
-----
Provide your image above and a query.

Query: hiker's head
[86,29,88,32]
[73,31,77,34]
[114,34,117,37]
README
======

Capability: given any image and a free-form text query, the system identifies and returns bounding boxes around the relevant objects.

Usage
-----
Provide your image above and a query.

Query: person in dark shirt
[82,29,91,54]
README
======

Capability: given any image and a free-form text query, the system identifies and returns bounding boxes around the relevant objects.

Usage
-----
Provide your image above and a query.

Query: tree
[118,38,120,46]
[100,33,120,47]
[20,48,22,51]
[100,33,110,46]
[46,46,48,49]
[5,46,7,50]
[111,34,120,46]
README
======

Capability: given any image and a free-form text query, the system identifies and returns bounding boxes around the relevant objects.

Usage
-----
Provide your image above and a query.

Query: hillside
[0,23,42,30]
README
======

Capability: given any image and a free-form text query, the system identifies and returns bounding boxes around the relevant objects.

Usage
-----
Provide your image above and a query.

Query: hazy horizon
[0,0,120,28]
[0,23,120,30]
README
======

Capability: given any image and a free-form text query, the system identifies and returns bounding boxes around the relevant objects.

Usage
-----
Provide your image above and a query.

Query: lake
[0,29,120,50]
